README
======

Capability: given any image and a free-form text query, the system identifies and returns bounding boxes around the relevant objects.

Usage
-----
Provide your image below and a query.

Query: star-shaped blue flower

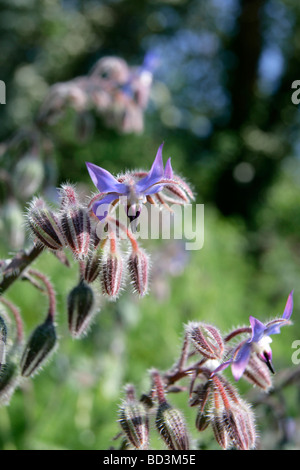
[212,291,294,381]
[86,143,175,222]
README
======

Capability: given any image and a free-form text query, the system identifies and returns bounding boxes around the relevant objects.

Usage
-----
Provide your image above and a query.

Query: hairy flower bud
[83,234,102,283]
[210,374,256,450]
[243,354,273,391]
[67,280,95,339]
[101,244,123,299]
[61,206,91,260]
[195,408,210,432]
[127,248,149,297]
[20,316,57,377]
[211,411,229,449]
[59,184,91,259]
[186,322,224,360]
[27,198,64,250]
[119,385,149,450]
[155,401,190,450]
[190,383,212,431]
[59,184,78,210]
[221,406,255,450]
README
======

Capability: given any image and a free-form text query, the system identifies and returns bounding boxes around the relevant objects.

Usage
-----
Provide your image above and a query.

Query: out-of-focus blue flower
[212,291,294,381]
[86,143,174,222]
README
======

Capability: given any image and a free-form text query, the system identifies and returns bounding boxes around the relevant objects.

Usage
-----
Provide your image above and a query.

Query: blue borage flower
[212,291,294,381]
[86,143,194,223]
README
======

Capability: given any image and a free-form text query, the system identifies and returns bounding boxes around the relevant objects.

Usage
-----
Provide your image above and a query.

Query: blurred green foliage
[1,0,300,450]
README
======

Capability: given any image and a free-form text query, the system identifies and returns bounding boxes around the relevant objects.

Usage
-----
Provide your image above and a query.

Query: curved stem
[27,269,56,321]
[108,216,139,252]
[224,327,251,343]
[0,297,24,344]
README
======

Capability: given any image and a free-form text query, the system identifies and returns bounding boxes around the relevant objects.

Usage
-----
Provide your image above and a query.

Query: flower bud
[190,383,211,431]
[84,253,102,283]
[243,354,273,391]
[20,316,57,377]
[186,322,224,360]
[211,374,256,450]
[59,184,78,210]
[101,246,123,299]
[27,198,64,250]
[61,207,91,260]
[67,280,95,339]
[119,385,149,450]
[221,406,255,450]
[127,248,149,297]
[83,234,102,283]
[155,401,190,450]
[211,412,229,449]
[195,406,210,432]
[190,382,211,407]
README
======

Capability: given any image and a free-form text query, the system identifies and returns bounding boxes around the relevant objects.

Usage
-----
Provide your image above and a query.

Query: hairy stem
[0,244,44,294]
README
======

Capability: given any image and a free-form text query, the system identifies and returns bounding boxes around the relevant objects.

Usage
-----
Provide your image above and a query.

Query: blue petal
[282,290,294,320]
[249,316,266,343]
[86,162,127,194]
[92,193,119,221]
[164,157,173,180]
[264,318,290,336]
[231,342,252,381]
[135,143,165,193]
[210,360,231,377]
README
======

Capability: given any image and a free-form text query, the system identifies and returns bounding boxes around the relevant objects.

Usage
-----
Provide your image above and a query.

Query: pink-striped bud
[61,206,91,259]
[27,198,64,251]
[211,375,256,450]
[186,322,224,360]
[211,411,229,449]
[155,401,190,451]
[243,354,273,391]
[59,184,78,210]
[151,368,189,450]
[83,234,102,283]
[119,385,149,450]
[101,243,123,299]
[127,248,149,297]
[222,404,256,451]
[59,184,91,260]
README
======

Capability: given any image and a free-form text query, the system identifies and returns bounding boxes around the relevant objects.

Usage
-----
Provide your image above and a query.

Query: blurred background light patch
[233,162,255,184]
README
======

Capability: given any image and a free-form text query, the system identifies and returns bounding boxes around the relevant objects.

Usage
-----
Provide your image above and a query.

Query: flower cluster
[113,292,293,451]
[0,143,194,408]
[25,144,193,335]
[37,54,156,135]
